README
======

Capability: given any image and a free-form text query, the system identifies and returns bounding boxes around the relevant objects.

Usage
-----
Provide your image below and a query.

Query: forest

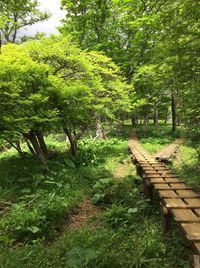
[0,0,199,267]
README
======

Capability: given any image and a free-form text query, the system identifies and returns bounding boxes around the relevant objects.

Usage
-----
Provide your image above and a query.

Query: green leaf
[127,208,138,214]
[27,226,40,233]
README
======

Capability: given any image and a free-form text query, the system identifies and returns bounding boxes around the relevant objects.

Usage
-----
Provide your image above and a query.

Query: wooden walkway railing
[128,130,200,267]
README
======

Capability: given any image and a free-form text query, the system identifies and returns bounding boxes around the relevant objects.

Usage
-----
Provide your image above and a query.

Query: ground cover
[137,124,182,154]
[171,141,200,190]
[0,127,191,267]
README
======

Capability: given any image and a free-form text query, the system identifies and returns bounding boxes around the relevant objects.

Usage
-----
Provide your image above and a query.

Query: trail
[154,138,183,162]
[128,129,200,266]
[68,199,101,230]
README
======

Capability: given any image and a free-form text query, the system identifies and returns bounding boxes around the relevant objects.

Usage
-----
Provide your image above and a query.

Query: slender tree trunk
[131,115,138,127]
[164,108,168,124]
[144,115,149,126]
[64,128,77,156]
[171,92,177,133]
[15,141,24,157]
[153,108,158,126]
[25,138,36,156]
[5,139,24,157]
[95,114,105,139]
[35,130,49,157]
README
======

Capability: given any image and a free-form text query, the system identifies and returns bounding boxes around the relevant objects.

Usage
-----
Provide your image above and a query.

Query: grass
[0,126,193,267]
[171,140,200,189]
[137,124,183,154]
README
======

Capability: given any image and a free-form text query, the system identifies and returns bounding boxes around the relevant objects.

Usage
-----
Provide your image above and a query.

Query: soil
[113,163,126,179]
[68,199,101,230]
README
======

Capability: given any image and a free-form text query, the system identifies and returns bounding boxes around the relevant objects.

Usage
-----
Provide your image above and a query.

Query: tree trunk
[5,139,24,157]
[153,108,158,126]
[35,130,49,157]
[64,128,77,156]
[171,92,177,133]
[144,115,149,126]
[15,141,24,157]
[25,138,36,156]
[164,108,168,124]
[28,132,47,165]
[131,115,138,127]
[95,114,105,139]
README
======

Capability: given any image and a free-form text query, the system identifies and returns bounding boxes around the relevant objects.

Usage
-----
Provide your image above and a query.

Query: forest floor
[0,123,198,267]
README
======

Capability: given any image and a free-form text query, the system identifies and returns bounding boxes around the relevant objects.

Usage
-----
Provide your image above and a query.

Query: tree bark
[15,141,24,157]
[5,139,24,157]
[24,131,47,165]
[95,114,105,139]
[25,138,36,156]
[64,128,77,156]
[35,130,49,157]
[164,108,168,124]
[144,115,149,126]
[131,115,138,127]
[171,92,177,133]
[153,108,158,126]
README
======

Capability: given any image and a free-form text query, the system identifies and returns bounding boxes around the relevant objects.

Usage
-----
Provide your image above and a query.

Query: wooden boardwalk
[154,138,183,162]
[128,130,200,267]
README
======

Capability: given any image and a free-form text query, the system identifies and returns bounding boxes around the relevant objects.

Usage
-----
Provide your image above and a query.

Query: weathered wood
[171,209,200,223]
[193,255,200,268]
[128,129,200,262]
[159,190,200,198]
[161,205,171,233]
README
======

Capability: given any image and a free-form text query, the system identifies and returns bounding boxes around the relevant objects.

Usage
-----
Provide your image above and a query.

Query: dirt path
[68,199,101,230]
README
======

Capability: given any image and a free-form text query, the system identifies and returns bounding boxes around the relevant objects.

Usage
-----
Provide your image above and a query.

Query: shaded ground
[68,199,101,230]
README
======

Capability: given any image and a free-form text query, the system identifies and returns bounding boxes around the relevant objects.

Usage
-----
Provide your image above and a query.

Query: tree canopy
[0,0,50,44]
[0,35,132,162]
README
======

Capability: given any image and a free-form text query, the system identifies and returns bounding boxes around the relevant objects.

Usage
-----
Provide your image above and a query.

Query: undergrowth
[137,124,183,154]
[0,127,192,267]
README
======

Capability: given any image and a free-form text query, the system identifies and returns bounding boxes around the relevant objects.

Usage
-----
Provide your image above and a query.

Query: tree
[27,35,132,155]
[0,0,50,44]
[0,43,59,164]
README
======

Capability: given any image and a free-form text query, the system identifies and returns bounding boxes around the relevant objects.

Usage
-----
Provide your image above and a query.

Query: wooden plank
[171,209,200,222]
[195,209,200,216]
[151,178,183,184]
[176,190,200,198]
[145,171,160,175]
[159,190,200,198]
[155,167,171,171]
[154,183,191,190]
[142,167,155,171]
[145,174,163,178]
[159,190,179,198]
[164,197,200,209]
[161,174,179,178]
[159,172,176,176]
[193,255,200,268]
[185,199,200,206]
[154,184,171,190]
[164,198,185,207]
[181,223,200,241]
[194,243,200,254]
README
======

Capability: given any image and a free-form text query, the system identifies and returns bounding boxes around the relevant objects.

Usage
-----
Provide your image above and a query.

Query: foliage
[0,35,132,162]
[0,133,192,267]
[66,246,99,267]
[137,124,181,154]
[172,143,200,189]
[0,0,50,43]
[60,0,200,134]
